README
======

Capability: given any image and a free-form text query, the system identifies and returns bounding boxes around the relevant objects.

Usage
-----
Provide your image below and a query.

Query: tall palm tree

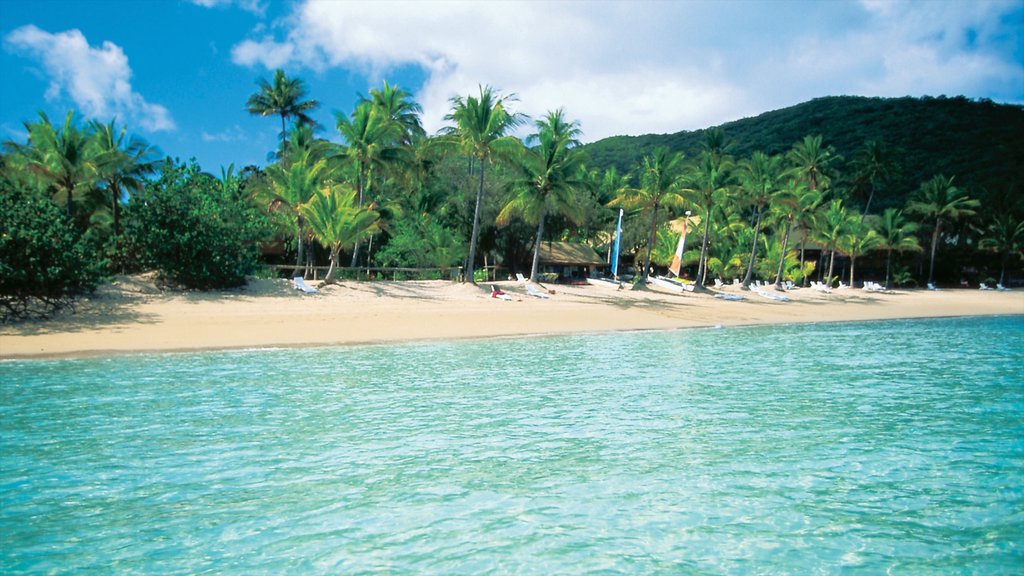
[497,109,588,280]
[441,85,527,283]
[906,174,980,285]
[91,119,156,237]
[255,148,335,277]
[300,184,382,284]
[7,111,98,221]
[246,68,320,150]
[978,213,1023,286]
[790,185,825,286]
[876,208,922,288]
[610,147,687,284]
[683,149,733,288]
[362,81,425,145]
[736,151,782,289]
[837,218,884,287]
[813,199,856,286]
[851,139,899,218]
[787,134,837,193]
[769,178,808,289]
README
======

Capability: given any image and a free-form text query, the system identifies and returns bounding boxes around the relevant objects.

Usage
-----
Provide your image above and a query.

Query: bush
[121,159,268,289]
[0,183,104,321]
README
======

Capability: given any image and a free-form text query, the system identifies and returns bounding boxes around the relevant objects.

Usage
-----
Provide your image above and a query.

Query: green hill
[580,95,1024,210]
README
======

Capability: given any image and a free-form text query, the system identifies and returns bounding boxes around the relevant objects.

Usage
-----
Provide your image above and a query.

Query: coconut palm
[736,151,782,289]
[441,85,527,283]
[979,213,1024,286]
[787,134,837,193]
[6,111,98,221]
[876,208,922,288]
[610,147,687,284]
[362,81,425,145]
[300,184,381,284]
[851,139,899,218]
[906,174,980,285]
[768,178,810,288]
[246,68,320,150]
[838,218,884,287]
[682,149,734,288]
[255,148,335,277]
[91,119,157,237]
[813,199,857,286]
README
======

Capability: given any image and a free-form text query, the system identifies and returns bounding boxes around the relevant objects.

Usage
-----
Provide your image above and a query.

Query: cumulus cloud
[228,0,1023,140]
[4,25,175,132]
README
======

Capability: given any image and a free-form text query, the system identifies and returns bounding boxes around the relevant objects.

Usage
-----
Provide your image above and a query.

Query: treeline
[2,75,1022,320]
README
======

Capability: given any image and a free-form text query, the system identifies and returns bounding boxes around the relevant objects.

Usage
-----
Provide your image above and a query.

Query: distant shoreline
[1,277,1021,361]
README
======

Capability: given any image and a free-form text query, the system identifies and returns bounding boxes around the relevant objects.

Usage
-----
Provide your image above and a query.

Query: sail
[610,209,623,278]
[668,231,686,277]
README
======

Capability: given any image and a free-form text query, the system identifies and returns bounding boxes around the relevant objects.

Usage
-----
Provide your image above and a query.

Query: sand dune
[1,275,1021,359]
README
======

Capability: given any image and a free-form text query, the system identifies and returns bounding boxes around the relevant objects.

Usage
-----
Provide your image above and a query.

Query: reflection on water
[2,316,1022,573]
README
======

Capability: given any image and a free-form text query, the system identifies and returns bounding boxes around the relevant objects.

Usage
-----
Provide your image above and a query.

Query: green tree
[736,151,782,289]
[441,85,526,283]
[876,208,922,288]
[906,174,980,285]
[611,147,687,284]
[362,81,425,145]
[851,139,899,217]
[683,149,733,288]
[787,134,837,193]
[497,109,588,280]
[5,111,98,222]
[255,149,335,277]
[837,218,884,287]
[768,178,810,288]
[813,199,857,286]
[246,68,320,150]
[978,213,1024,286]
[300,185,382,284]
[91,120,157,238]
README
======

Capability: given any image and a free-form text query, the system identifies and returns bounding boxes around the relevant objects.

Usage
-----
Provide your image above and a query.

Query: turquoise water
[2,316,1022,574]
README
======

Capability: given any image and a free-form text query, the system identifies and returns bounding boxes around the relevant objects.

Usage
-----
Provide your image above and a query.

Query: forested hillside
[581,96,1024,210]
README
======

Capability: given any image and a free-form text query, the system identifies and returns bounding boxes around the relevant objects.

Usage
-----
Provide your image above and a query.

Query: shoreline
[1,276,1021,360]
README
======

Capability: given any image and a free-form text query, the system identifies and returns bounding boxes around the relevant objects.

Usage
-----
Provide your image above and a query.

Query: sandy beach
[1,275,1021,359]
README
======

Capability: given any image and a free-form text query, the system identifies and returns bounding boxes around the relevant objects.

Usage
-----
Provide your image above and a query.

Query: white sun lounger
[752,286,790,302]
[491,285,512,301]
[927,282,940,291]
[996,283,1011,291]
[714,292,744,301]
[526,283,550,299]
[516,273,528,284]
[980,282,994,291]
[293,276,317,294]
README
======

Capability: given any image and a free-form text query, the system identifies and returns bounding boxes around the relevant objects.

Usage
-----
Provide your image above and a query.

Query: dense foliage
[0,180,103,321]
[120,160,268,289]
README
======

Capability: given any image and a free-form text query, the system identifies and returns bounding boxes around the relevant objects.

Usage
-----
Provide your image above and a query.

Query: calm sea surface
[2,316,1022,574]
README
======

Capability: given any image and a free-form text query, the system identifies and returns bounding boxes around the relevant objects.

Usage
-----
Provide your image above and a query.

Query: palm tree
[362,81,425,145]
[7,111,98,221]
[736,151,781,289]
[851,139,899,218]
[838,218,884,287]
[497,109,588,280]
[791,185,825,286]
[813,199,856,286]
[300,184,382,284]
[246,68,320,150]
[91,119,156,237]
[906,174,980,286]
[441,85,527,283]
[876,208,922,288]
[255,148,335,277]
[787,134,837,193]
[769,178,810,288]
[610,147,687,284]
[683,149,733,288]
[978,213,1023,286]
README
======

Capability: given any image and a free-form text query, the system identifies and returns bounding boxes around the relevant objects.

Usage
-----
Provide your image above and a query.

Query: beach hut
[537,241,606,283]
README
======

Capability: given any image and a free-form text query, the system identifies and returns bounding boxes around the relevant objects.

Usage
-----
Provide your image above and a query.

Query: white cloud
[228,0,1023,141]
[4,25,175,132]
[201,125,247,142]
[187,0,267,16]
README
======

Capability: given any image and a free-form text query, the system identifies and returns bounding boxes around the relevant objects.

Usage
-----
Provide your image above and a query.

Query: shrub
[0,183,104,321]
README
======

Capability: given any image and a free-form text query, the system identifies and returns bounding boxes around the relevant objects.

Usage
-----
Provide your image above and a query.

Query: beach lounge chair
[997,283,1011,291]
[837,281,848,290]
[293,276,317,294]
[812,281,832,294]
[752,286,790,302]
[491,285,512,300]
[525,283,550,299]
[927,282,939,291]
[516,273,528,284]
[714,293,744,301]
[979,282,994,291]
[714,278,725,288]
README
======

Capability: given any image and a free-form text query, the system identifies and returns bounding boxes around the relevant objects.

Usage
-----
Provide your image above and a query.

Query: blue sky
[2,0,1022,171]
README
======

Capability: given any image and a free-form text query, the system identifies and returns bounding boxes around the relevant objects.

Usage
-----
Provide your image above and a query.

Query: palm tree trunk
[695,207,713,288]
[111,183,121,237]
[928,220,942,285]
[827,248,836,287]
[464,157,486,284]
[798,232,807,287]
[530,209,547,280]
[774,219,792,289]
[849,256,856,287]
[742,207,763,289]
[324,248,339,284]
[292,215,305,278]
[642,205,658,283]
[885,248,893,289]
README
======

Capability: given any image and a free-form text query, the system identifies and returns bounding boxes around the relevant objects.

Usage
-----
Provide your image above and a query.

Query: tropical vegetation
[1,75,1021,321]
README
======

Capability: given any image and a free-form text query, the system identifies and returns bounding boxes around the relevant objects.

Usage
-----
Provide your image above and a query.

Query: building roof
[538,241,606,266]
